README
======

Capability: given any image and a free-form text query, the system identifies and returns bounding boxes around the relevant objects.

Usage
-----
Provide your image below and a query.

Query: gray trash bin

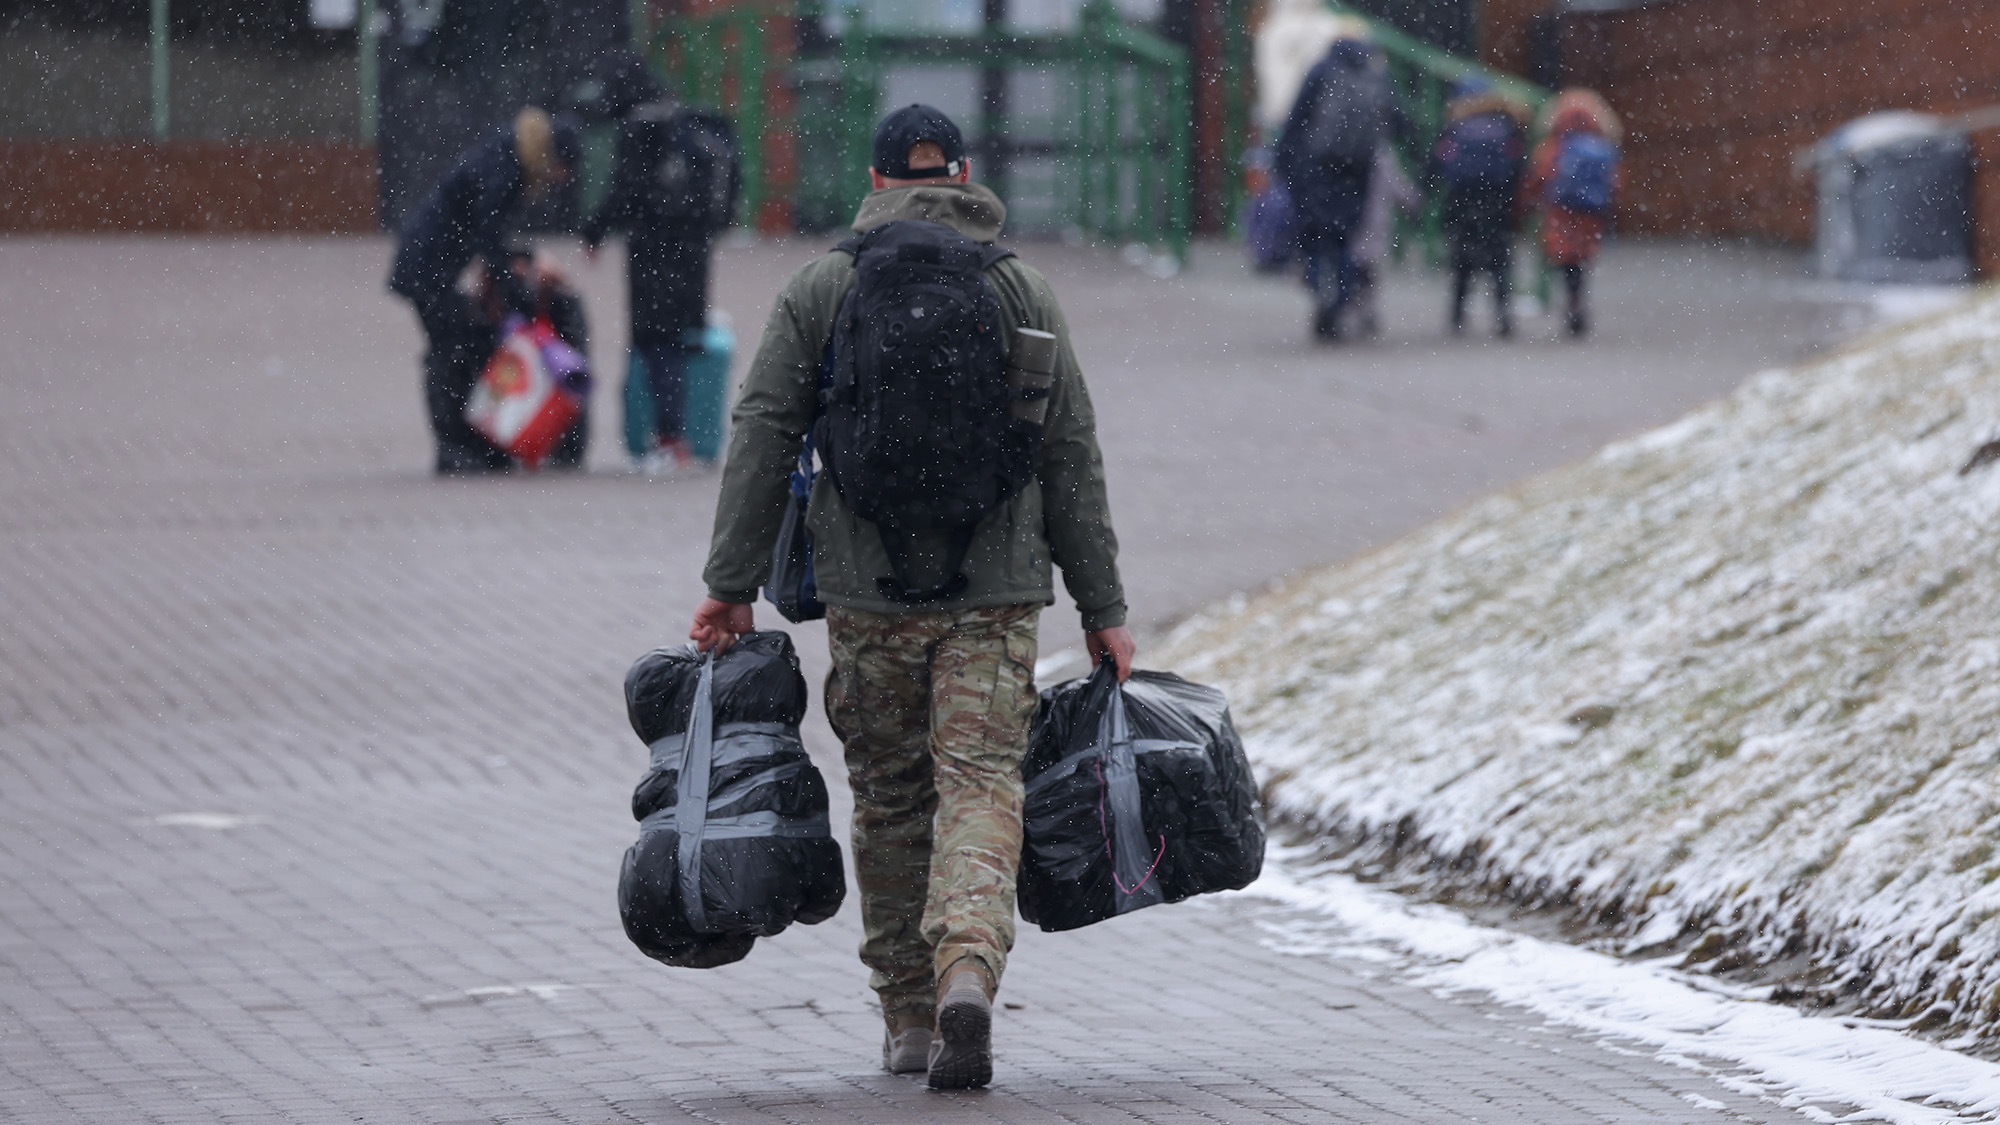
[1814,111,1973,283]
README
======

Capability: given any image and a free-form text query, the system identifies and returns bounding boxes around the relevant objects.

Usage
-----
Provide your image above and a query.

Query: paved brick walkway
[0,234,1874,1123]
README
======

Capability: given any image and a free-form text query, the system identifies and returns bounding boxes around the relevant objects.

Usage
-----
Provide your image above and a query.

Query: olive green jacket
[702,182,1127,630]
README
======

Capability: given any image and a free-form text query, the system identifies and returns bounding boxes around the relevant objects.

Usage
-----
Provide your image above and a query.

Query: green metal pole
[1167,53,1190,262]
[150,0,169,141]
[1136,66,1157,248]
[740,11,767,228]
[358,0,379,142]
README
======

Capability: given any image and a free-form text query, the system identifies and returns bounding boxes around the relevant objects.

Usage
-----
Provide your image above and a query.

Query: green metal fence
[651,6,790,229]
[650,1,1190,262]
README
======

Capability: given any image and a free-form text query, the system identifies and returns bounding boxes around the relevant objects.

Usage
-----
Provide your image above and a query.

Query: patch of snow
[1161,292,2000,1049]
[147,812,270,830]
[1250,855,2000,1124]
[417,982,593,1007]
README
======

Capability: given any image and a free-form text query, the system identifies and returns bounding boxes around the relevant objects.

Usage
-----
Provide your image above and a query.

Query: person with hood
[1522,88,1623,337]
[688,105,1131,1091]
[389,107,582,473]
[1428,79,1529,338]
[577,49,740,477]
[1275,34,1395,341]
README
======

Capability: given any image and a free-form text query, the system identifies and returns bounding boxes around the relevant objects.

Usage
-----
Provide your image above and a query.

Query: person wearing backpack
[1428,80,1529,338]
[578,49,741,476]
[1274,33,1395,341]
[389,107,582,474]
[688,105,1131,1091]
[1522,88,1623,338]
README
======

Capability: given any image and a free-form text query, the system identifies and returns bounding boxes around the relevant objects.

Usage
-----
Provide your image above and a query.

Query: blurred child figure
[1347,142,1421,338]
[1428,80,1529,337]
[1523,89,1622,338]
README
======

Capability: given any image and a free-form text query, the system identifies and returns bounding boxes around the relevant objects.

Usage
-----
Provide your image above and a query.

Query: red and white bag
[466,317,589,468]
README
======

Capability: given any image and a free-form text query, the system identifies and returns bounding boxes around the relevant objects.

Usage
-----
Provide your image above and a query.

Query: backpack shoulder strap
[978,243,1014,271]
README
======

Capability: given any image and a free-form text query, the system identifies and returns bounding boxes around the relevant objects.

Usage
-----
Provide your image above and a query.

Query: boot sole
[926,994,992,1090]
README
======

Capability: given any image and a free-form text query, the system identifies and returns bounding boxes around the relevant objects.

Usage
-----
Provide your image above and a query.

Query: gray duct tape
[704,759,808,808]
[649,721,799,773]
[674,655,716,933]
[640,807,832,840]
[1025,738,1204,799]
[1099,687,1164,913]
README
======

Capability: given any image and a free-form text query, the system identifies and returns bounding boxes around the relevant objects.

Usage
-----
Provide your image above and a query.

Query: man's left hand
[1085,625,1135,682]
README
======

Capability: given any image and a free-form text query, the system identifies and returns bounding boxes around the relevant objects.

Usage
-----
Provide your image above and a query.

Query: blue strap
[791,336,833,490]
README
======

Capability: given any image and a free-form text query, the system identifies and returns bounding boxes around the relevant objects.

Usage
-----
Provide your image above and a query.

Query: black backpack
[631,101,741,232]
[814,220,1042,603]
[1301,59,1391,165]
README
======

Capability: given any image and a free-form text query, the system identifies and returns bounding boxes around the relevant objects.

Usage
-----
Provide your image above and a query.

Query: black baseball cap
[872,104,966,180]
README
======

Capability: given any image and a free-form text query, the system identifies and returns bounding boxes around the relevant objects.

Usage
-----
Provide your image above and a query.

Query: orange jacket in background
[1522,90,1624,266]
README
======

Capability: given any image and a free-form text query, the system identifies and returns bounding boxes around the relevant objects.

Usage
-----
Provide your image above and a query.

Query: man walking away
[389,107,581,474]
[688,104,1133,1090]
[1523,88,1623,338]
[577,49,740,476]
[1429,80,1527,338]
[1275,33,1393,342]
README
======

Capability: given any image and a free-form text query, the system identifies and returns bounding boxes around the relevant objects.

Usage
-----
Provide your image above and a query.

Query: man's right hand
[690,597,755,653]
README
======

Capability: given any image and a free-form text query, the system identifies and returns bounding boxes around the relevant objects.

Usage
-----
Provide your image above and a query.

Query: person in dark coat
[1428,81,1529,338]
[388,106,581,473]
[579,50,739,477]
[1275,35,1393,342]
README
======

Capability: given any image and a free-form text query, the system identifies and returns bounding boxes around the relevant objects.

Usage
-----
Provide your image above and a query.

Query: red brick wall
[0,140,378,232]
[1477,0,1554,78]
[1553,0,2000,247]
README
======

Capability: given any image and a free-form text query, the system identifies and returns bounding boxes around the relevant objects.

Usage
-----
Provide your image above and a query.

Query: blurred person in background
[1523,89,1623,338]
[576,49,740,477]
[1428,79,1529,338]
[1276,32,1395,342]
[389,107,582,473]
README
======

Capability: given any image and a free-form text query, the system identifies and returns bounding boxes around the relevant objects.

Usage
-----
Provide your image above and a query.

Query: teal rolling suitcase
[622,312,735,465]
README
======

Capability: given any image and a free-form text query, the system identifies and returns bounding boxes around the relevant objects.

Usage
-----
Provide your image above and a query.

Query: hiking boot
[1497,317,1514,339]
[926,962,993,1090]
[882,1011,933,1075]
[1568,309,1589,338]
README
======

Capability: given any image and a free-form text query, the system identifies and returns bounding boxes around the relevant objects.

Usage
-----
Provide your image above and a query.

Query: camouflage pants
[825,603,1040,1021]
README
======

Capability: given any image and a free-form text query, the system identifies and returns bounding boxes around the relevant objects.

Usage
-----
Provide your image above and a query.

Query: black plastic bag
[1018,658,1264,932]
[618,631,845,967]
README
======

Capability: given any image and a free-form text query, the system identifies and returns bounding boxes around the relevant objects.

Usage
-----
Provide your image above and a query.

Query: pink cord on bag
[1096,758,1166,896]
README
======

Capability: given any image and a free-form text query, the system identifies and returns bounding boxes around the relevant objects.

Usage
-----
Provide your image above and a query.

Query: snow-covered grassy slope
[1161,293,2000,1052]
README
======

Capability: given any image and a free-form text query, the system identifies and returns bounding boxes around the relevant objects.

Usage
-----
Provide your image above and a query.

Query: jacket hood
[1447,90,1529,125]
[1544,88,1622,144]
[851,181,1008,242]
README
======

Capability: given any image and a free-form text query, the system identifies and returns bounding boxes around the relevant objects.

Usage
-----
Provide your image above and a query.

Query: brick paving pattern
[0,235,1869,1123]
